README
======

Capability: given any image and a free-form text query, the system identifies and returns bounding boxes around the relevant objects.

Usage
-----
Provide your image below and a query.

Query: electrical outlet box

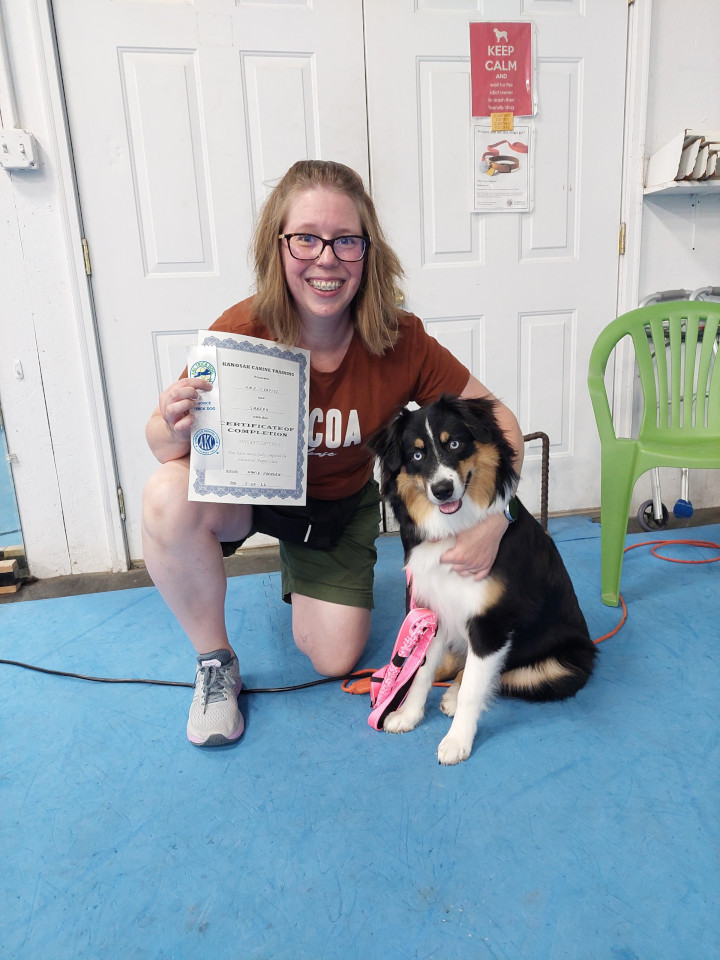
[0,129,39,171]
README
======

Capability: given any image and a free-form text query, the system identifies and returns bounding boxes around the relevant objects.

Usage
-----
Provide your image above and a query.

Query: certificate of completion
[187,332,310,505]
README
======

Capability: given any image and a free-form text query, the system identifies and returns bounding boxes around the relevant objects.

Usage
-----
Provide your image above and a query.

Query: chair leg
[598,447,638,606]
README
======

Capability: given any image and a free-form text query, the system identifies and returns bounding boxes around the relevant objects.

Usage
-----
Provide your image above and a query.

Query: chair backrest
[588,301,720,443]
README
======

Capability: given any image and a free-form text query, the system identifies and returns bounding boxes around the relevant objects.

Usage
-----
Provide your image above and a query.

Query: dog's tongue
[439,499,462,515]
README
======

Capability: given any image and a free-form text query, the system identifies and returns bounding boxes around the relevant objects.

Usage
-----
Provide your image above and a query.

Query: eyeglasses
[278,233,370,262]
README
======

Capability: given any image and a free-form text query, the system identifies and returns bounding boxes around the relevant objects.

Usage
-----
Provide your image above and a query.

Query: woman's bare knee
[142,461,198,545]
[142,459,251,547]
[292,597,371,676]
[294,634,367,676]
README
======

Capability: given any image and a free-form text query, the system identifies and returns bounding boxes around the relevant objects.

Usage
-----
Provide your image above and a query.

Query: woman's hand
[159,377,212,437]
[439,510,509,580]
[146,377,212,462]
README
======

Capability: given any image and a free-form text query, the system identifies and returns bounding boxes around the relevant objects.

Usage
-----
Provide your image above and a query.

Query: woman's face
[280,187,365,330]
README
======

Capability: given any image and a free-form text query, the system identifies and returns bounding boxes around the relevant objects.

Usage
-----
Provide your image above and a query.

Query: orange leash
[624,537,720,565]
[342,672,450,695]
[343,537,719,690]
[594,594,628,644]
[342,675,373,695]
[592,537,718,645]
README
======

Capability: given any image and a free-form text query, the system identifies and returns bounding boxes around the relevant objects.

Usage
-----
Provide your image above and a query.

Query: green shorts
[280,479,381,608]
[223,479,381,609]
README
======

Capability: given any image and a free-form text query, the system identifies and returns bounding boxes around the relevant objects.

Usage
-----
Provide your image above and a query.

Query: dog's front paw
[440,683,459,717]
[383,708,423,734]
[437,733,472,765]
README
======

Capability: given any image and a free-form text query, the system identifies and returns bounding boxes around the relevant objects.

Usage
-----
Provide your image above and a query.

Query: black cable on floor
[0,658,375,694]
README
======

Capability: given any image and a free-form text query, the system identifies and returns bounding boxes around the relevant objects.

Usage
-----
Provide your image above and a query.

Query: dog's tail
[500,642,596,702]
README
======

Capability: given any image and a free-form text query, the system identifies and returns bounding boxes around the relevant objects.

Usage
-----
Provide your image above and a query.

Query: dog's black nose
[431,479,455,502]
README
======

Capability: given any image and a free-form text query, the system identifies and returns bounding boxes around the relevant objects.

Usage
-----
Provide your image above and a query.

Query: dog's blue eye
[412,451,423,461]
[448,440,460,450]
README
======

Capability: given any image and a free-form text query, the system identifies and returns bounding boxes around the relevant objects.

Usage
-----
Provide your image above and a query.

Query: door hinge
[618,221,627,256]
[117,486,126,520]
[81,237,92,275]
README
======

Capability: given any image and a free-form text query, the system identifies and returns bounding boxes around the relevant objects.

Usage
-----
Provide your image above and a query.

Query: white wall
[633,0,720,516]
[0,0,125,577]
[641,0,720,297]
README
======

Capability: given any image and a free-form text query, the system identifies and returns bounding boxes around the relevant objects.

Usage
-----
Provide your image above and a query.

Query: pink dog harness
[367,600,437,731]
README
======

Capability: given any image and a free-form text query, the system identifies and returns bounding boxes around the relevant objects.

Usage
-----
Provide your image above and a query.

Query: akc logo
[190,360,217,383]
[192,429,220,455]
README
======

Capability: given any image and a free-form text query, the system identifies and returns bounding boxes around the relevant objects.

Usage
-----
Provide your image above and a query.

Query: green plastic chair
[588,301,720,606]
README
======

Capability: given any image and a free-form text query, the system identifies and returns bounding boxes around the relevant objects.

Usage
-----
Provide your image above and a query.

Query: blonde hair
[252,160,404,356]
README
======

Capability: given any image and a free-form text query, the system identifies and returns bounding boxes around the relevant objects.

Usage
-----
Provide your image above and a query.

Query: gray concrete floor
[2,507,719,605]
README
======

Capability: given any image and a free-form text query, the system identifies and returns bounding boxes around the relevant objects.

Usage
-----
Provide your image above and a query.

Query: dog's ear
[461,398,497,444]
[367,408,408,475]
[438,394,497,444]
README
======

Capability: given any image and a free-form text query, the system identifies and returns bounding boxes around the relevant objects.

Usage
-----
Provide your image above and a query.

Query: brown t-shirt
[205,296,470,499]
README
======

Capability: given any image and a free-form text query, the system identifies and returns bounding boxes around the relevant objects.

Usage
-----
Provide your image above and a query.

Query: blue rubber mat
[2,518,718,960]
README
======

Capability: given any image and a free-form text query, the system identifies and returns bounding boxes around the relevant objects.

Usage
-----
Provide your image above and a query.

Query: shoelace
[197,662,234,710]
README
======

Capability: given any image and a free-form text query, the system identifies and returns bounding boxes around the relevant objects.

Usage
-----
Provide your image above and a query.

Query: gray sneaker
[186,649,244,747]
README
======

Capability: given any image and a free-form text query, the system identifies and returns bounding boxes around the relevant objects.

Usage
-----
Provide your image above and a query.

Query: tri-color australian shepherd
[369,395,596,765]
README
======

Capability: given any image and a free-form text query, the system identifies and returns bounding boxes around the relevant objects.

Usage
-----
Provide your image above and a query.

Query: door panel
[120,49,217,276]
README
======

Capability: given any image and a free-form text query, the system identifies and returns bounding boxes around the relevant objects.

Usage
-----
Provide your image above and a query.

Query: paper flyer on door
[187,332,309,505]
[472,123,533,212]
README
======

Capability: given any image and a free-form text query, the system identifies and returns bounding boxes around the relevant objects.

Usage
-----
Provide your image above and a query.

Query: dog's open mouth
[438,499,462,515]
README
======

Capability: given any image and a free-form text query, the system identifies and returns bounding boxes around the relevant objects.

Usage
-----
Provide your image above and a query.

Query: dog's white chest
[406,540,494,644]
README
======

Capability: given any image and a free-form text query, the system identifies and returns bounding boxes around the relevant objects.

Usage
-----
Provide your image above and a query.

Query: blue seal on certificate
[192,428,220,455]
[189,360,217,383]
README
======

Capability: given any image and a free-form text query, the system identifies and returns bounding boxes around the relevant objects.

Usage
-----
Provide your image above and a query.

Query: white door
[364,0,628,515]
[50,0,368,560]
